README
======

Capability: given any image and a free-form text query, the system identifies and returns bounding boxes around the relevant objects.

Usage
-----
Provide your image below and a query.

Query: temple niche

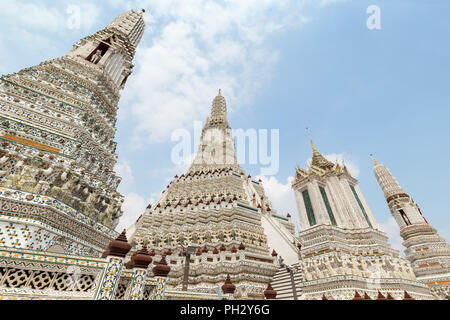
[87,38,111,64]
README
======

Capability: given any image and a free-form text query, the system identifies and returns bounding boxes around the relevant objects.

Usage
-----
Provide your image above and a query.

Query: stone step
[271,266,304,300]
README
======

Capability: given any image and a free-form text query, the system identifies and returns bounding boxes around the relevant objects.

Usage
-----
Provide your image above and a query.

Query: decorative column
[217,285,223,300]
[182,249,192,291]
[151,255,171,300]
[305,181,323,225]
[95,230,131,300]
[126,246,152,300]
[310,180,329,225]
[293,187,310,229]
[286,265,298,300]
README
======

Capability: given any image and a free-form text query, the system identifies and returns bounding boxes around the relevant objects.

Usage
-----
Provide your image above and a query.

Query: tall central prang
[128,90,299,298]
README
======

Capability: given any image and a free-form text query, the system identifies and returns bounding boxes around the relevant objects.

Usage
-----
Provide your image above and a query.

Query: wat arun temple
[0,10,448,300]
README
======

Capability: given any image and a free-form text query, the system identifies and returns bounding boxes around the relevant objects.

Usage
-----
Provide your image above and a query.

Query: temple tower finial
[210,89,228,125]
[305,126,317,154]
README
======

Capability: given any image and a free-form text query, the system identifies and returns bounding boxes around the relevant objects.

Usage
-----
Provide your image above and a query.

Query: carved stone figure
[61,174,78,203]
[85,188,100,217]
[4,172,20,188]
[33,180,50,195]
[90,49,102,64]
[18,165,37,192]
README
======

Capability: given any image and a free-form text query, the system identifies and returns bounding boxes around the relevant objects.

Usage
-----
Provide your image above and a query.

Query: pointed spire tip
[305,126,317,154]
[370,153,377,165]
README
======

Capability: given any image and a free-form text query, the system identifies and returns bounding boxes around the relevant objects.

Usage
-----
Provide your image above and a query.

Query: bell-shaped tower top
[107,9,146,49]
[305,127,334,170]
[68,9,146,90]
[210,89,228,125]
[372,158,408,200]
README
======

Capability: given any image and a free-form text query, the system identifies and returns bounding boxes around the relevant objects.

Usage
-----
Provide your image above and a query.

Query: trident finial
[305,126,317,154]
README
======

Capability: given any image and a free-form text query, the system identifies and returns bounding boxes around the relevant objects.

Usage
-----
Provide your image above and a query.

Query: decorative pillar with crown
[125,246,152,300]
[372,155,450,299]
[95,230,131,300]
[151,254,171,300]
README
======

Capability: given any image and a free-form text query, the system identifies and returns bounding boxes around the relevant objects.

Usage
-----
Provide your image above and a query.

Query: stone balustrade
[0,245,227,300]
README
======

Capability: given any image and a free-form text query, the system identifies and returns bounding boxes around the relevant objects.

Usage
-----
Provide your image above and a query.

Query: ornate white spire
[69,9,146,89]
[127,90,297,298]
[210,89,229,125]
[372,157,428,227]
[107,9,146,49]
[190,91,240,172]
[372,159,450,299]
[0,10,146,257]
[372,157,408,200]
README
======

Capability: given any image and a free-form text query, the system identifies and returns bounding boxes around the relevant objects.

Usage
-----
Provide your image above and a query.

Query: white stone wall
[293,174,376,231]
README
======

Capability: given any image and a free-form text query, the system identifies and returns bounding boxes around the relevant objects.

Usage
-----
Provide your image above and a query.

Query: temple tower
[293,129,379,231]
[282,130,433,300]
[0,10,145,256]
[373,157,450,299]
[128,91,298,298]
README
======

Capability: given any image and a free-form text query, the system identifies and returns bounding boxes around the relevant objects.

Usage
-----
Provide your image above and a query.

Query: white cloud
[116,192,149,231]
[113,161,150,231]
[116,0,310,145]
[325,153,360,177]
[257,175,299,233]
[114,160,134,193]
[319,0,349,7]
[0,1,100,73]
[0,1,99,33]
[379,216,405,255]
[0,2,64,33]
[113,160,159,232]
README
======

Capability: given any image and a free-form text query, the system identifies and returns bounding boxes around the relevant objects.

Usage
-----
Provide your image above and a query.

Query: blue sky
[1,0,449,252]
